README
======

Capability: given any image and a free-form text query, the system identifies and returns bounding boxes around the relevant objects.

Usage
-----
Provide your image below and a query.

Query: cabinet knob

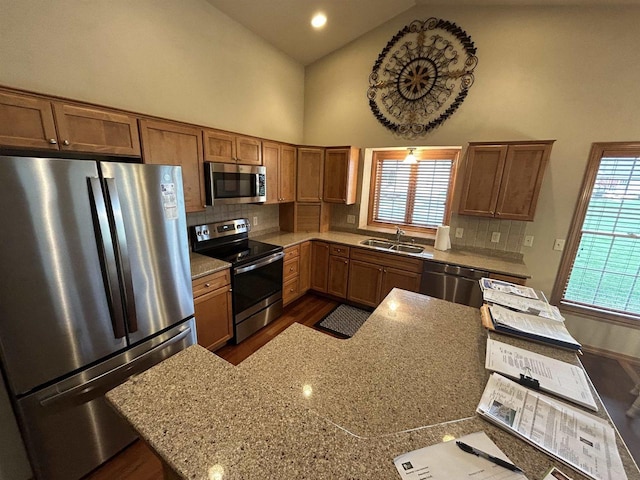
[62,140,70,146]
[49,138,57,144]
[204,283,211,287]
[495,212,501,216]
[343,260,348,264]
[289,267,294,272]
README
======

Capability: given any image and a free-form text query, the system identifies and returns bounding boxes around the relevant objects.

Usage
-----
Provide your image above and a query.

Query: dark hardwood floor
[86,294,640,478]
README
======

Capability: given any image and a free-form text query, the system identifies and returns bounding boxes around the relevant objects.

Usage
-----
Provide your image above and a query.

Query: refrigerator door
[16,319,196,480]
[0,156,128,396]
[100,162,194,344]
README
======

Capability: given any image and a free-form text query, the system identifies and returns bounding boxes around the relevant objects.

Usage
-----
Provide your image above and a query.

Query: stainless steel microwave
[204,162,266,205]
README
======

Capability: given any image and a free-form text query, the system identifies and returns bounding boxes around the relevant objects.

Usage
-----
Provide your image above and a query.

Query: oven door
[233,251,284,321]
[204,162,266,205]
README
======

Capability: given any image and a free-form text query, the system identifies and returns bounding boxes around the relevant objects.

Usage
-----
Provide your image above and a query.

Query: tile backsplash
[186,204,280,235]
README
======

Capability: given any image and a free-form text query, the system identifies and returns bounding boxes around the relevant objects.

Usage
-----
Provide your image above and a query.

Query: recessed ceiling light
[311,13,327,29]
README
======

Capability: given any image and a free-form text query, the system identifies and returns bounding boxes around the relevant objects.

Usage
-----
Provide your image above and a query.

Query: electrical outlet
[524,235,534,247]
[346,214,356,224]
[491,232,501,243]
[455,227,464,238]
[553,239,565,251]
[253,216,258,226]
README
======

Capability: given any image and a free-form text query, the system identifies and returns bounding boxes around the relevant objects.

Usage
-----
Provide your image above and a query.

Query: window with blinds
[368,149,459,233]
[553,143,640,325]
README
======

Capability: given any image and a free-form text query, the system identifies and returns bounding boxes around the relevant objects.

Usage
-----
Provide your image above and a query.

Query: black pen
[456,441,523,473]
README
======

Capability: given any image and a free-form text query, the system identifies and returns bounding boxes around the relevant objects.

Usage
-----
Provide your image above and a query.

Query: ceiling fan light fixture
[403,148,417,164]
[311,13,327,29]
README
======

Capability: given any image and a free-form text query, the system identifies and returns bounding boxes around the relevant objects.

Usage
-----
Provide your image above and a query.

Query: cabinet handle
[63,140,70,146]
[49,138,57,144]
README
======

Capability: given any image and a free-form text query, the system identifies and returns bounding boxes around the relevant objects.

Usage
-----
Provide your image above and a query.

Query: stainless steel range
[191,219,284,343]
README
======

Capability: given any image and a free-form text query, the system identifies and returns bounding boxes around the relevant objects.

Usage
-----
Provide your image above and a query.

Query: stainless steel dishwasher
[420,261,489,307]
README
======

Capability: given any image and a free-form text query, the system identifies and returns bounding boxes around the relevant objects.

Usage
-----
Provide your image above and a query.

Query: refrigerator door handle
[39,326,193,408]
[88,177,127,339]
[104,177,139,334]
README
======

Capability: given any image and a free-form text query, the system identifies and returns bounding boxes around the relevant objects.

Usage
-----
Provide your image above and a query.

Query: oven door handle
[234,251,284,275]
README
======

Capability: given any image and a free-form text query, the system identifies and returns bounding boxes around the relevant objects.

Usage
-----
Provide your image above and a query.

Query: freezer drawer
[14,319,195,480]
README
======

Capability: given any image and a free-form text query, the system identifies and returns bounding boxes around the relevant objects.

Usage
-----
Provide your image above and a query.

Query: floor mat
[314,304,371,338]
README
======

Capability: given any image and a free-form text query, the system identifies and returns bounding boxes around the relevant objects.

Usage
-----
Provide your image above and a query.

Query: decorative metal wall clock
[368,18,478,138]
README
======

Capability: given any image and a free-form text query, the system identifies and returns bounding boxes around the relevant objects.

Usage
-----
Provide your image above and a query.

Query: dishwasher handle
[423,261,488,279]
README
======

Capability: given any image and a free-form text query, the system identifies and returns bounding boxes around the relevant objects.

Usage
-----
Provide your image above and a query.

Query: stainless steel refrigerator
[0,155,196,480]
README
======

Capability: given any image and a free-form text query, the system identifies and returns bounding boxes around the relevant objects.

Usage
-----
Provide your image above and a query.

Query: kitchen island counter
[106,289,640,480]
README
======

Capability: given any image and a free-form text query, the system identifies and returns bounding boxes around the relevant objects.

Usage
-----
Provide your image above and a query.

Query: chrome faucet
[395,225,406,244]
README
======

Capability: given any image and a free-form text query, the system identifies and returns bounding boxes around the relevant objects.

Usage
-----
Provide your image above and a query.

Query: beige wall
[0,0,305,143]
[303,5,640,358]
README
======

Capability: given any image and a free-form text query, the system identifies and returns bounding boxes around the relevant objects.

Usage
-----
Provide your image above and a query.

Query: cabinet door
[327,255,349,298]
[139,119,205,213]
[323,147,359,204]
[0,91,58,150]
[203,129,236,163]
[280,145,297,202]
[297,148,324,202]
[347,260,383,307]
[380,267,422,301]
[193,285,233,351]
[52,102,141,156]
[458,145,507,217]
[299,241,311,293]
[495,144,551,221]
[310,241,330,292]
[262,141,280,204]
[236,135,262,165]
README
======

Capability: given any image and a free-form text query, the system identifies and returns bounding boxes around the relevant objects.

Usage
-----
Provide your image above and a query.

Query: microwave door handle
[234,251,284,275]
[88,177,126,339]
[104,177,139,334]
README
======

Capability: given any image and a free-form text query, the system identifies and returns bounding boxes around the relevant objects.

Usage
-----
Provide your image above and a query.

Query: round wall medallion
[368,18,478,138]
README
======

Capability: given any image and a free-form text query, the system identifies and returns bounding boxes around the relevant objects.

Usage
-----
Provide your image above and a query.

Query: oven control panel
[192,218,250,243]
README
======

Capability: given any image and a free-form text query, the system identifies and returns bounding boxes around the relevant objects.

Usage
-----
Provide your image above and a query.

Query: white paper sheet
[480,278,539,299]
[394,431,528,480]
[485,339,597,410]
[483,290,564,321]
[477,374,628,480]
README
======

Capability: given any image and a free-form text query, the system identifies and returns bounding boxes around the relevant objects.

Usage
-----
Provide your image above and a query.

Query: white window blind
[562,155,640,317]
[370,151,456,229]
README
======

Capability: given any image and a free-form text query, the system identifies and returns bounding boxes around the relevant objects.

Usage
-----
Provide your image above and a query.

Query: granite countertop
[253,230,530,278]
[106,289,639,480]
[189,252,231,280]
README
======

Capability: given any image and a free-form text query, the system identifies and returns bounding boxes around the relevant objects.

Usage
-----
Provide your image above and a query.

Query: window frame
[551,141,640,329]
[366,148,460,235]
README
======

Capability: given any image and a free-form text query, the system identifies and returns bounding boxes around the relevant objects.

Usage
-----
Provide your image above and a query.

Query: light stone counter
[253,230,530,279]
[189,252,231,280]
[107,289,639,480]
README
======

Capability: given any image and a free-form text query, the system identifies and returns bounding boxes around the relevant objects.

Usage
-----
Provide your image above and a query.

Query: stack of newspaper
[480,278,581,351]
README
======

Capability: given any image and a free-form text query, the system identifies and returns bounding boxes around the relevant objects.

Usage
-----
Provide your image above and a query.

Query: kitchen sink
[360,238,424,254]
[360,239,394,249]
[390,244,424,254]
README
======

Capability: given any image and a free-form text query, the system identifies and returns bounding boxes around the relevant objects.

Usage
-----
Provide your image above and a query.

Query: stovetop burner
[190,218,282,267]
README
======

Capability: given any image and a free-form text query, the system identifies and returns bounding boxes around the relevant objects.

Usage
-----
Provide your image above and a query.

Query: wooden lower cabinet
[489,272,527,285]
[192,270,233,351]
[282,242,311,306]
[347,248,422,307]
[299,242,311,292]
[310,242,330,292]
[327,255,349,298]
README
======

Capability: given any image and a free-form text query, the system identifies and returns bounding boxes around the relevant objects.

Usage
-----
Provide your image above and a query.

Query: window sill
[559,302,640,330]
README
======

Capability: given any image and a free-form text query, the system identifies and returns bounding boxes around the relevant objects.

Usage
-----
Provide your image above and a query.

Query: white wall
[303,5,640,358]
[0,0,305,143]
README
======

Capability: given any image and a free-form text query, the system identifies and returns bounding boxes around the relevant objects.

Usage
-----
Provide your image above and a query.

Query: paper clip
[519,366,540,390]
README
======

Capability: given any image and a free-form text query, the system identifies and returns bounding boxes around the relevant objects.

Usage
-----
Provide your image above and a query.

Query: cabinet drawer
[284,244,300,261]
[283,257,300,281]
[283,277,299,305]
[350,248,422,273]
[192,269,230,298]
[329,244,349,258]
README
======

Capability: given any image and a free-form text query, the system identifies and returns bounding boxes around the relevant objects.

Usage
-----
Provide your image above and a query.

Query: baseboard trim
[582,344,640,365]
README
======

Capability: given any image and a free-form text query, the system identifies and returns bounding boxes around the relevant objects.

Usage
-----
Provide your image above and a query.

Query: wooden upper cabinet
[297,147,324,202]
[203,129,262,165]
[323,147,360,204]
[458,141,553,221]
[0,90,140,155]
[263,142,296,204]
[0,91,58,150]
[139,119,205,213]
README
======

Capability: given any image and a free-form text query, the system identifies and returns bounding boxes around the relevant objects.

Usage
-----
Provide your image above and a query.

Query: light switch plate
[553,239,565,251]
[491,232,501,243]
[346,214,356,224]
[524,235,534,247]
[455,227,464,238]
[253,216,258,226]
